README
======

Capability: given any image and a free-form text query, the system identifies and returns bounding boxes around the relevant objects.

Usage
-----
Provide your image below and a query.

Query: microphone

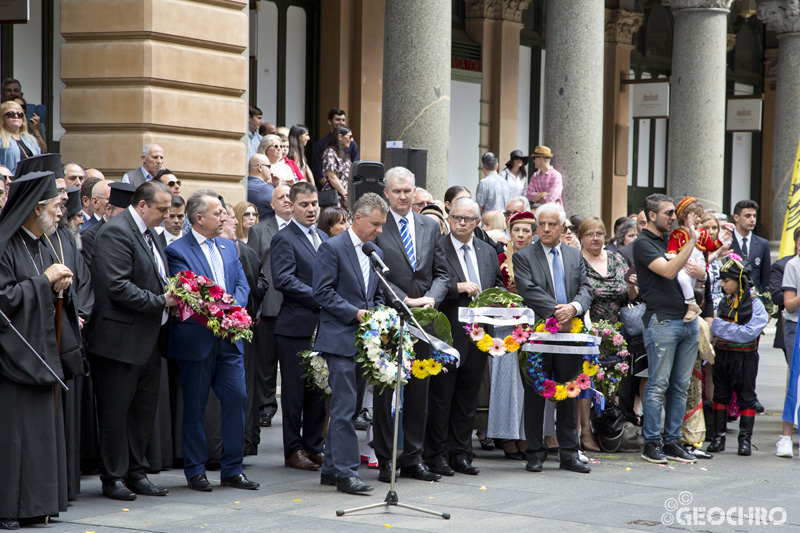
[362,242,390,273]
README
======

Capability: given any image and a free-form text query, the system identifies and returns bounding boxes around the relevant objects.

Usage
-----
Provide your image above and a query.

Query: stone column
[464,0,531,160]
[542,0,605,216]
[760,48,778,236]
[602,8,643,227]
[60,0,249,202]
[382,0,451,199]
[758,1,800,239]
[665,0,733,212]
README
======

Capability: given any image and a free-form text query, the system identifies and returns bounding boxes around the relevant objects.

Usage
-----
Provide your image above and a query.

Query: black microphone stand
[0,307,68,391]
[336,261,450,520]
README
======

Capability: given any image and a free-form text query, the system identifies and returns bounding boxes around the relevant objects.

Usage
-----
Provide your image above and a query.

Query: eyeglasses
[584,232,605,239]
[167,180,181,187]
[4,111,23,119]
[504,210,522,218]
[242,212,258,218]
[412,201,429,208]
[662,209,676,216]
[451,215,478,224]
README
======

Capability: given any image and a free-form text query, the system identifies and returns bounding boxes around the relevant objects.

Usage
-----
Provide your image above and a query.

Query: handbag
[591,404,642,453]
[620,302,646,338]
[318,188,340,207]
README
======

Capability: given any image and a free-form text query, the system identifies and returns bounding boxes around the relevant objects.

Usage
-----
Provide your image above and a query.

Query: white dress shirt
[291,217,319,248]
[734,228,750,253]
[128,206,168,323]
[348,227,371,290]
[539,241,583,315]
[191,228,226,284]
[450,234,481,289]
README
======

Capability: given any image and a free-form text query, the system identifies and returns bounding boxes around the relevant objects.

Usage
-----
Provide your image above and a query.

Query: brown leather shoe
[284,450,320,471]
[309,453,324,466]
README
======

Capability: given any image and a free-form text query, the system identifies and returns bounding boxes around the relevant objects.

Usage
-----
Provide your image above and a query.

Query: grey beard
[68,222,83,251]
[39,210,57,236]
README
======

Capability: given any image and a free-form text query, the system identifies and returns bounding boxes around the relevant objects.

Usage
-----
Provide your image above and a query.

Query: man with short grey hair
[475,152,509,213]
[412,187,433,213]
[122,144,165,186]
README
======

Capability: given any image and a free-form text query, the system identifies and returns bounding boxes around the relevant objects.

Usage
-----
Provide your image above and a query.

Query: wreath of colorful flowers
[589,319,630,399]
[463,288,532,357]
[354,306,416,393]
[518,316,601,402]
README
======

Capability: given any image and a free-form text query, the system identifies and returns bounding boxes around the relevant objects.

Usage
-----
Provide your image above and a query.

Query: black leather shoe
[525,458,543,472]
[754,400,765,414]
[504,450,526,461]
[451,459,479,475]
[259,412,273,427]
[559,458,591,473]
[320,472,337,486]
[337,476,374,494]
[221,473,260,490]
[738,439,752,456]
[102,480,137,501]
[399,463,441,481]
[0,519,20,530]
[188,474,213,492]
[428,459,455,477]
[127,477,168,496]
[378,461,397,483]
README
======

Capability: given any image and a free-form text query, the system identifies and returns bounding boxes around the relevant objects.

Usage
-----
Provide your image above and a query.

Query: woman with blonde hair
[0,100,41,173]
[234,201,258,244]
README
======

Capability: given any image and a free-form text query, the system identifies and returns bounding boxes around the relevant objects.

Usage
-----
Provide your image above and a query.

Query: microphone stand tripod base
[335,265,450,520]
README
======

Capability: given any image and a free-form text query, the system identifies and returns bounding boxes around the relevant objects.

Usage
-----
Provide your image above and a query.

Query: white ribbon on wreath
[458,307,536,326]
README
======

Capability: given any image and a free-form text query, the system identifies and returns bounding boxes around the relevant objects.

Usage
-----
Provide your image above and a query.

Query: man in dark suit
[121,143,165,186]
[246,184,292,428]
[81,183,136,268]
[88,181,177,501]
[426,198,504,477]
[372,166,449,483]
[165,190,258,492]
[730,199,771,293]
[270,182,328,471]
[770,226,800,359]
[512,203,593,474]
[313,192,388,494]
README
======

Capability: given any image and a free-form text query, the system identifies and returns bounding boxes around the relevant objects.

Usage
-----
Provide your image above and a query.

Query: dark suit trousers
[523,353,581,462]
[242,335,260,455]
[254,317,279,416]
[373,345,429,467]
[425,344,487,465]
[90,340,162,483]
[177,338,247,480]
[322,354,366,478]
[276,335,326,458]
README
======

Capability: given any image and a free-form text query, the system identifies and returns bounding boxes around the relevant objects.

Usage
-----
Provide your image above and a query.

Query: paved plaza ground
[47,326,800,532]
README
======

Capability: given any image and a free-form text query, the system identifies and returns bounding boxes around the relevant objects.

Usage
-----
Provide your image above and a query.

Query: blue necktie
[204,238,226,292]
[550,247,567,305]
[359,244,371,292]
[462,243,480,286]
[399,217,416,270]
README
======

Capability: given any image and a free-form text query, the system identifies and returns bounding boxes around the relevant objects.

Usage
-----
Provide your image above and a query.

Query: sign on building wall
[0,0,29,24]
[726,97,763,132]
[631,82,670,119]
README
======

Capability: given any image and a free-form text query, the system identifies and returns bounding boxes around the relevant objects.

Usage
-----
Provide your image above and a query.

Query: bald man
[247,154,279,219]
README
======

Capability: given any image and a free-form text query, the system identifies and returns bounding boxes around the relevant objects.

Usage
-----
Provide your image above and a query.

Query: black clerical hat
[14,153,64,180]
[0,171,58,257]
[65,186,82,219]
[108,182,136,209]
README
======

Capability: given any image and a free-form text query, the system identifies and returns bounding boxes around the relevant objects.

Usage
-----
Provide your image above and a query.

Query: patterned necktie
[462,243,480,286]
[309,226,321,250]
[204,238,227,292]
[741,236,748,260]
[550,247,568,305]
[145,230,167,282]
[359,244,371,292]
[399,217,416,270]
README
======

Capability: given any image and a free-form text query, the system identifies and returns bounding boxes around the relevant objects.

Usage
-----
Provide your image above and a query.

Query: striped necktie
[399,217,416,270]
[359,244,371,292]
[204,238,227,292]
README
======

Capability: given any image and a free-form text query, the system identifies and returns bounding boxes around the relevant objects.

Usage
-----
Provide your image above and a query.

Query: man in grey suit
[121,144,165,186]
[314,193,388,494]
[246,184,292,430]
[425,198,504,477]
[512,202,593,474]
[372,166,449,483]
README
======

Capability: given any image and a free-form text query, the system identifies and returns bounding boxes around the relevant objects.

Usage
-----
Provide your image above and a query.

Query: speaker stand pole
[336,268,449,520]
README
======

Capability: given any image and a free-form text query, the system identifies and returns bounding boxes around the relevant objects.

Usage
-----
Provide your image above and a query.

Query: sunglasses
[167,180,181,187]
[663,209,676,216]
[564,225,574,233]
[5,111,24,119]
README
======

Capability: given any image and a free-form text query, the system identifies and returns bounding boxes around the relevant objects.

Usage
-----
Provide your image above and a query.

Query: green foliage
[468,287,524,309]
[411,307,453,346]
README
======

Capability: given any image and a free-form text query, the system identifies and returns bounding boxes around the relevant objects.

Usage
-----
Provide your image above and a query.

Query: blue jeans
[642,315,700,444]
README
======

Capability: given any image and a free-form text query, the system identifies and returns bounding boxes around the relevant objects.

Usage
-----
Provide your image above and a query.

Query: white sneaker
[578,450,589,464]
[776,435,793,458]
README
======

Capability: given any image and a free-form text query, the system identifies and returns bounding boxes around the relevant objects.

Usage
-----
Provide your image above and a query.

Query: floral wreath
[463,288,532,357]
[518,316,600,402]
[589,320,631,401]
[299,349,331,398]
[354,306,417,393]
[168,270,253,343]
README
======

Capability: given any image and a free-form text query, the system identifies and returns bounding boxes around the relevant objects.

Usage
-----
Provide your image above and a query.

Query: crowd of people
[0,102,796,529]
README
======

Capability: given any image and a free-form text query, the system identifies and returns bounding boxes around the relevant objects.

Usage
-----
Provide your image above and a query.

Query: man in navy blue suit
[313,192,388,494]
[165,190,259,492]
[270,182,328,471]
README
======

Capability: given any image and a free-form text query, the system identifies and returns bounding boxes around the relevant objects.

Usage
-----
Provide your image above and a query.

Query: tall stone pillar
[382,0,451,199]
[464,0,531,160]
[542,0,604,216]
[760,48,778,238]
[665,0,733,212]
[602,8,643,227]
[60,0,249,201]
[758,1,800,239]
